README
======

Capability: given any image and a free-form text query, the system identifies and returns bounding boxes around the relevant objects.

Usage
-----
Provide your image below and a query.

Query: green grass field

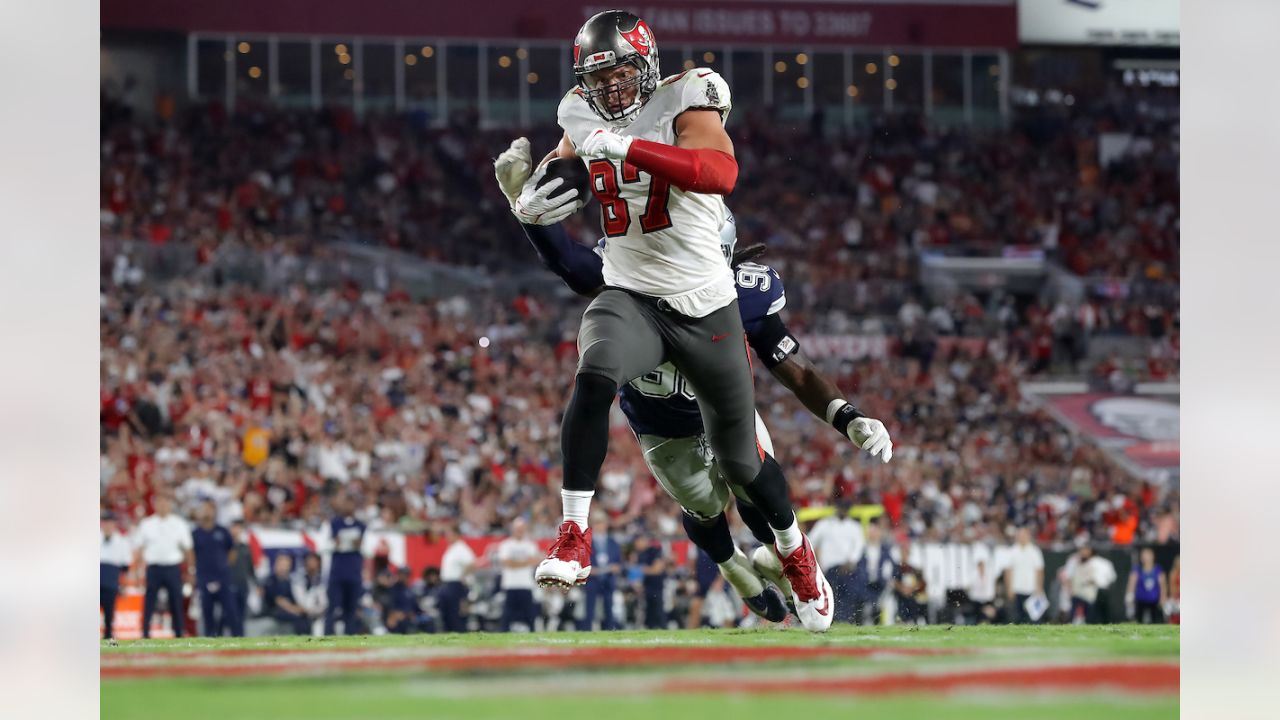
[101,625,1179,720]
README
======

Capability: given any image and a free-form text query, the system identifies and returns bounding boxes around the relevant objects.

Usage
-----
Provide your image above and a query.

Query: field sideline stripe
[663,662,1180,696]
[102,644,969,678]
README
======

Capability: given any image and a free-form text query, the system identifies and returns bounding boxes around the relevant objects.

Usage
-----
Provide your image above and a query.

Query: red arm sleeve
[624,139,738,195]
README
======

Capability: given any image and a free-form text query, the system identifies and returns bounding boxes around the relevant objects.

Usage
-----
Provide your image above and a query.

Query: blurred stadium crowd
[100,89,1179,632]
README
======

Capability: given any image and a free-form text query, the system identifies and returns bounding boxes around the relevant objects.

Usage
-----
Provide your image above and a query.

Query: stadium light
[405,54,417,66]
[888,54,900,67]
[683,60,695,71]
[774,60,787,73]
[865,62,878,75]
[335,44,348,55]
[703,51,715,63]
[796,77,809,89]
[886,79,898,90]
[795,53,808,65]
[338,53,351,65]
[421,46,434,58]
[498,55,511,68]
[248,66,262,79]
[527,72,539,84]
[516,48,528,60]
[847,85,859,97]
[237,41,251,55]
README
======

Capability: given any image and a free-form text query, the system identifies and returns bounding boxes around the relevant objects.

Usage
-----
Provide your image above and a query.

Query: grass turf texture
[102,624,1178,720]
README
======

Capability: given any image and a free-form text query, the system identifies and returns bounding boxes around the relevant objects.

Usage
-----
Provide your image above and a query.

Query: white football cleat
[775,537,834,633]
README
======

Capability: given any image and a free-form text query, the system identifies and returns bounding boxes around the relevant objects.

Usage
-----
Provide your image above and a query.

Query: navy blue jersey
[620,262,788,438]
[262,573,297,610]
[328,516,366,582]
[191,525,233,584]
[638,545,666,591]
[1133,566,1163,604]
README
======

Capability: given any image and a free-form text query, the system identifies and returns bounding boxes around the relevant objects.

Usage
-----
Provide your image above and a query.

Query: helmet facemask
[579,60,652,123]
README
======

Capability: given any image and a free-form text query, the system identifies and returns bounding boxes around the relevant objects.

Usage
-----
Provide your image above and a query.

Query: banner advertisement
[102,1,1018,49]
[1018,0,1179,46]
[797,334,888,361]
[1036,392,1180,481]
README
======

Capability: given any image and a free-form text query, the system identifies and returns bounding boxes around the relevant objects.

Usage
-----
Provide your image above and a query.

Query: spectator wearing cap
[437,523,476,633]
[191,501,242,636]
[134,494,193,638]
[100,512,132,640]
[495,517,541,632]
[807,497,865,624]
[321,492,367,635]
[578,513,622,632]
[1003,527,1046,624]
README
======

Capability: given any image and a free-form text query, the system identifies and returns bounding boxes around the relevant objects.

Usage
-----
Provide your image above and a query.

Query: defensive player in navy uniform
[191,502,243,636]
[321,493,367,635]
[492,157,896,624]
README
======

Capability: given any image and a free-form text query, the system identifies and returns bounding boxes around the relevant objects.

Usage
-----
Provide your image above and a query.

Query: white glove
[849,417,893,463]
[494,137,533,207]
[511,165,581,226]
[577,128,633,161]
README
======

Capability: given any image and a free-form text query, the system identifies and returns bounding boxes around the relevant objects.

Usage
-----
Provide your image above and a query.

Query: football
[535,156,591,212]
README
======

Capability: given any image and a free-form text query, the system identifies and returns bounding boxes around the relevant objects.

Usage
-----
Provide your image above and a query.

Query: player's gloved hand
[577,128,632,161]
[849,417,893,463]
[494,137,533,207]
[512,165,580,225]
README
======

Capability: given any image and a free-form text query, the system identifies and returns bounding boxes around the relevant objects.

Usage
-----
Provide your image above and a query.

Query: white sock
[561,490,594,531]
[718,550,765,599]
[774,515,803,556]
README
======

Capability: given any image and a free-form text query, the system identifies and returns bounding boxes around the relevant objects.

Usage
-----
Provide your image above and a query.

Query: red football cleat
[777,536,834,632]
[535,521,593,590]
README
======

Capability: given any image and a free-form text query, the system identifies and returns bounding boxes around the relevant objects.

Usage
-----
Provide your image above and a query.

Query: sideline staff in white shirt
[100,512,133,640]
[1003,527,1045,624]
[808,502,866,624]
[438,523,476,633]
[134,495,194,638]
[495,518,541,632]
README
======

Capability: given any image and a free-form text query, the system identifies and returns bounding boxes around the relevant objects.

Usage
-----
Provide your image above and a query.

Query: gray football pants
[575,288,764,487]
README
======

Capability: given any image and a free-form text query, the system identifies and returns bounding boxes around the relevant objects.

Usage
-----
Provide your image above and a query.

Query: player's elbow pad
[627,139,738,195]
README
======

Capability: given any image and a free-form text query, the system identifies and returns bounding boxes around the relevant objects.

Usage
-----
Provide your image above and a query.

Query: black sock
[560,372,617,492]
[681,512,736,564]
[737,455,795,530]
[735,499,776,546]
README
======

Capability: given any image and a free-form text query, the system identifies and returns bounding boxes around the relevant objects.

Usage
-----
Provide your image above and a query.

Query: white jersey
[558,68,735,317]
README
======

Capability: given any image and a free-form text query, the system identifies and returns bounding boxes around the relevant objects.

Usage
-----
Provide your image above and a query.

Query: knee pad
[573,370,619,404]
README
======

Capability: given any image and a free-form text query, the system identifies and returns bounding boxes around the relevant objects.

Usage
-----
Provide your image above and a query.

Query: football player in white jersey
[498,10,836,631]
